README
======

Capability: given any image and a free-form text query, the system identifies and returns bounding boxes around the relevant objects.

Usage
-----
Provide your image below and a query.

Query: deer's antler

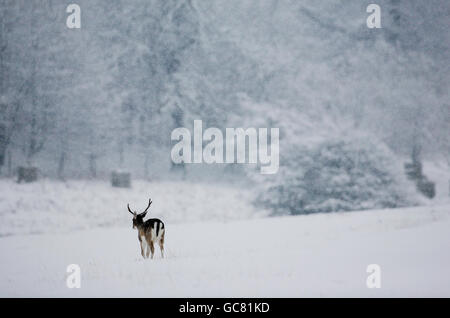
[127,204,134,214]
[143,198,152,213]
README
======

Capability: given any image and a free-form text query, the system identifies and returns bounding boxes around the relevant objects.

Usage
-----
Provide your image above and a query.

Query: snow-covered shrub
[255,136,416,215]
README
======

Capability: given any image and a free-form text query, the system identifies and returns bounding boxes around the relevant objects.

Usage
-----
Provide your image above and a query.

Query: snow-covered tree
[255,135,417,215]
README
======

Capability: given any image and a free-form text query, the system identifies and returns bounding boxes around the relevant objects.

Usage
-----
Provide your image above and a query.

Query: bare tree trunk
[0,132,4,175]
[0,125,5,169]
[57,151,66,180]
[7,150,12,177]
[144,152,149,179]
[25,1,47,168]
[27,110,38,166]
[88,153,97,179]
[118,139,124,169]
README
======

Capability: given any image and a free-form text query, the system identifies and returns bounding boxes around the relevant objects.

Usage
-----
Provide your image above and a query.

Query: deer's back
[143,218,165,237]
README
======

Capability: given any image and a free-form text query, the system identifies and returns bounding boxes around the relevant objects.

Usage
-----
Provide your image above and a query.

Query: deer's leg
[142,243,148,259]
[145,244,150,258]
[149,241,155,259]
[159,232,165,258]
[138,236,146,259]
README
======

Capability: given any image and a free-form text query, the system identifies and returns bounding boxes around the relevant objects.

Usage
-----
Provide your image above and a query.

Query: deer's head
[128,198,152,229]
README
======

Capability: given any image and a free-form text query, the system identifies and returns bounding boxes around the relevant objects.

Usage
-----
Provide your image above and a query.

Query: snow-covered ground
[0,179,449,297]
[0,172,449,297]
[0,179,267,237]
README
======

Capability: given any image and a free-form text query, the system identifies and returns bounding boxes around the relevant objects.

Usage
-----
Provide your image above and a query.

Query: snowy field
[0,179,449,297]
[0,179,266,237]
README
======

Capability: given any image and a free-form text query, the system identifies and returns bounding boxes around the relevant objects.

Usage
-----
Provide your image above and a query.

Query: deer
[127,198,165,259]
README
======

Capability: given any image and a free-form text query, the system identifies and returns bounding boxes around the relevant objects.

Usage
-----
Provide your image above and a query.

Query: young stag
[128,198,165,259]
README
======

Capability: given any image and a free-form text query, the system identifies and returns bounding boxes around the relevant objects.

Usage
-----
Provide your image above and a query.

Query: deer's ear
[140,211,147,218]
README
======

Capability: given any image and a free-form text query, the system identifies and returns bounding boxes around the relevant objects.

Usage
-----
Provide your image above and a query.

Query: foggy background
[1,0,450,298]
[0,0,449,216]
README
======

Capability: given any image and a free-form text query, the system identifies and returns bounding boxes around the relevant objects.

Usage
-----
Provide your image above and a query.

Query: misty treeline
[0,0,201,179]
[0,0,448,211]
